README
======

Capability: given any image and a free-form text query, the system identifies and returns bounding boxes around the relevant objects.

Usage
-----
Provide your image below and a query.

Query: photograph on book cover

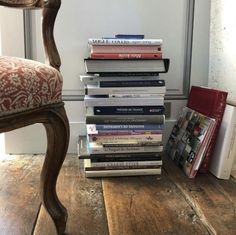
[166,106,215,178]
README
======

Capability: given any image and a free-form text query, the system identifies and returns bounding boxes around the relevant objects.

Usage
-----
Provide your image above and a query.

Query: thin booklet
[166,106,216,178]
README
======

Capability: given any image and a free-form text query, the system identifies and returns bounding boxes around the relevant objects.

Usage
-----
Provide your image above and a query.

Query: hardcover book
[209,103,236,179]
[90,52,162,59]
[166,106,216,178]
[187,86,228,173]
[85,83,166,95]
[84,95,164,107]
[84,58,169,74]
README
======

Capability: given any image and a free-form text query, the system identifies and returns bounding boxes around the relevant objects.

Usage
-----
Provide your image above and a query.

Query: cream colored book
[209,104,236,179]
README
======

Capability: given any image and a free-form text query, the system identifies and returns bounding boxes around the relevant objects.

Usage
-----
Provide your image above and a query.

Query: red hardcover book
[90,52,162,59]
[187,86,228,173]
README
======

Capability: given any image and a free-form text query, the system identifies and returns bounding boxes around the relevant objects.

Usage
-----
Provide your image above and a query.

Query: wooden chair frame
[0,1,69,234]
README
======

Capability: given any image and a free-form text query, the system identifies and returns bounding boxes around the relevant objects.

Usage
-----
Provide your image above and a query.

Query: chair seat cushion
[0,56,63,117]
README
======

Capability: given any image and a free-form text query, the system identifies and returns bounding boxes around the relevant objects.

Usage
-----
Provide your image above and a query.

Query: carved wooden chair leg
[40,105,70,235]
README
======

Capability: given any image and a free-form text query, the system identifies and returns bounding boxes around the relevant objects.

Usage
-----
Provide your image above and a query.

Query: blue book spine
[99,80,165,88]
[94,124,163,130]
[93,106,165,115]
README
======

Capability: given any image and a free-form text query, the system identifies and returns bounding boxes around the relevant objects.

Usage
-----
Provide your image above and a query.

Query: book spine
[90,160,162,167]
[88,38,163,45]
[88,145,163,154]
[90,45,162,53]
[90,52,162,59]
[87,130,163,135]
[84,97,164,107]
[99,79,165,88]
[85,86,166,95]
[200,93,227,173]
[91,155,162,162]
[85,165,161,171]
[88,106,165,115]
[88,134,162,144]
[85,115,165,124]
[81,153,162,160]
[102,142,162,147]
[114,34,145,39]
[85,168,161,177]
[87,124,163,131]
[80,75,160,84]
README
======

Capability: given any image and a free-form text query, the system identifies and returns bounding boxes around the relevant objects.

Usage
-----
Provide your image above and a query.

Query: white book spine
[90,161,162,167]
[84,96,164,107]
[88,38,163,46]
[88,145,163,154]
[86,85,166,95]
[85,168,162,177]
[88,134,162,144]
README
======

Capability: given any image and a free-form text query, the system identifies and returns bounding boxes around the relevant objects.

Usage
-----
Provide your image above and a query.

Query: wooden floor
[0,154,236,235]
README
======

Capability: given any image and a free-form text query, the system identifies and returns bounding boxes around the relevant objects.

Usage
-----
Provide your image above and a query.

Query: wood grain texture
[34,156,109,235]
[102,174,209,235]
[0,155,43,235]
[163,154,236,235]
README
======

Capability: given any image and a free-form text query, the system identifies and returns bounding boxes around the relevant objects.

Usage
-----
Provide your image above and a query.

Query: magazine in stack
[165,106,216,178]
[78,34,170,177]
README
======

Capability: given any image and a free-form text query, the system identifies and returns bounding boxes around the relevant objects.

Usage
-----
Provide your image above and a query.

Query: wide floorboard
[0,154,236,235]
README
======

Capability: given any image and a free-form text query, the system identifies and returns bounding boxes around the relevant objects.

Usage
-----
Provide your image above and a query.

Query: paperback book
[80,74,160,85]
[84,95,164,107]
[85,114,165,124]
[86,106,165,115]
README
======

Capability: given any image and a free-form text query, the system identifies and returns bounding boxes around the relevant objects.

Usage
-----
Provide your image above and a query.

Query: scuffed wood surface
[0,155,43,235]
[163,155,236,235]
[34,155,108,235]
[1,154,236,235]
[102,174,209,235]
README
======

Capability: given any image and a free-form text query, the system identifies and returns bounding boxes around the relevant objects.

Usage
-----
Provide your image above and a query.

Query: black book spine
[99,79,165,87]
[93,106,165,115]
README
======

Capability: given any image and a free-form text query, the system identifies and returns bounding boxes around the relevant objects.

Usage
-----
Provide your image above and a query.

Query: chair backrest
[0,0,61,71]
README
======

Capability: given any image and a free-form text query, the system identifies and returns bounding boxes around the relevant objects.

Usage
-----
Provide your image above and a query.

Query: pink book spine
[90,52,162,59]
[90,45,162,53]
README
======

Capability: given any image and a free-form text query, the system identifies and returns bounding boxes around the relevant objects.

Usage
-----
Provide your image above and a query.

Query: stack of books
[78,35,170,177]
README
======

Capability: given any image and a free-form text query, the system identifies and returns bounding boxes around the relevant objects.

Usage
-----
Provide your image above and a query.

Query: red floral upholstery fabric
[0,56,63,117]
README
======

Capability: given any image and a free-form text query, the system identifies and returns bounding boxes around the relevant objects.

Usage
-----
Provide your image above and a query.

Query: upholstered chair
[0,0,69,234]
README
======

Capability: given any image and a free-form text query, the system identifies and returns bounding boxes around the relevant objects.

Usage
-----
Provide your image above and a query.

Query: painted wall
[208,0,236,103]
[2,0,211,153]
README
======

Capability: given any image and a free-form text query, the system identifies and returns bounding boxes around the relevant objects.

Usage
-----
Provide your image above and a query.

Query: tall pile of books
[78,35,170,177]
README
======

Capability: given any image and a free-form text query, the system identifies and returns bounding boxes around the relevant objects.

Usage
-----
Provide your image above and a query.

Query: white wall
[208,0,236,104]
[0,9,24,57]
[3,0,211,154]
